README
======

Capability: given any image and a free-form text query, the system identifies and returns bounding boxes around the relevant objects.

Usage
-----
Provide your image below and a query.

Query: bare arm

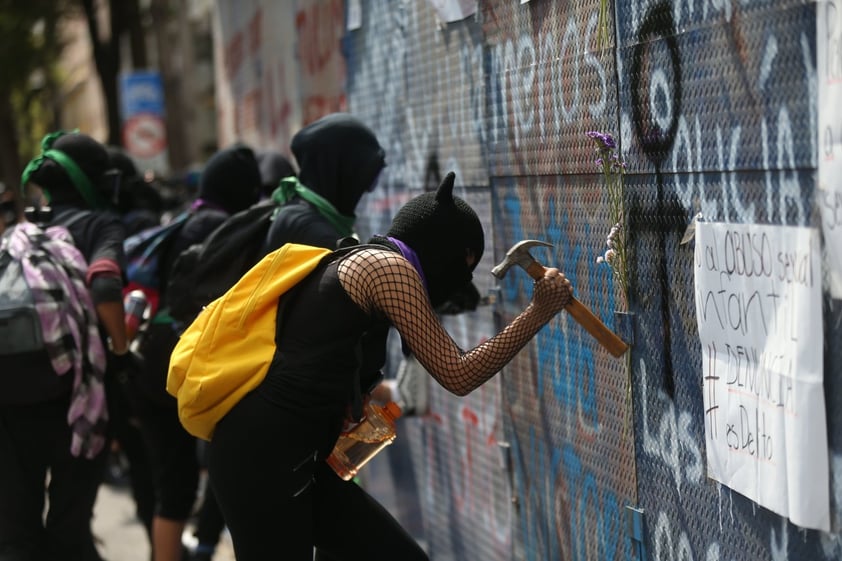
[96,300,128,355]
[338,248,571,396]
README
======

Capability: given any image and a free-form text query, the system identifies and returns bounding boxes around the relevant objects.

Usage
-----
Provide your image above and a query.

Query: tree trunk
[0,89,23,194]
[80,0,122,146]
[150,0,190,173]
[126,0,148,69]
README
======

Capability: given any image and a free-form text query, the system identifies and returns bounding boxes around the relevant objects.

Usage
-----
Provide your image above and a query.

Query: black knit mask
[292,113,385,216]
[385,172,484,309]
[22,131,112,209]
[199,144,262,213]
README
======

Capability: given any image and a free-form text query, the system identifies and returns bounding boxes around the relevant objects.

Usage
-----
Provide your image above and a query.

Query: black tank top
[256,248,392,420]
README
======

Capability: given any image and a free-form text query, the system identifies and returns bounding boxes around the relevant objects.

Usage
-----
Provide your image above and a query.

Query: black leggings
[208,391,427,561]
[133,323,199,520]
[135,400,199,520]
[0,397,106,561]
[104,372,155,535]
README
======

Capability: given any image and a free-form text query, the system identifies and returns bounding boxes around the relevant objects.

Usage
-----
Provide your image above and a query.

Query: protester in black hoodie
[180,120,380,561]
[256,149,297,201]
[5,130,124,561]
[107,146,165,235]
[133,143,261,561]
[262,113,386,253]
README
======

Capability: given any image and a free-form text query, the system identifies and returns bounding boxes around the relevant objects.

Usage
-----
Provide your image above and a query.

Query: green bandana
[20,130,106,210]
[271,176,355,237]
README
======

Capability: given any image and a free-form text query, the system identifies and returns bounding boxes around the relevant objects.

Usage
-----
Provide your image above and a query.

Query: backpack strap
[350,340,365,422]
[55,209,91,231]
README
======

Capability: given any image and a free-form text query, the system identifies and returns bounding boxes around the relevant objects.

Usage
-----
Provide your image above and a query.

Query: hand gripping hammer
[491,240,629,357]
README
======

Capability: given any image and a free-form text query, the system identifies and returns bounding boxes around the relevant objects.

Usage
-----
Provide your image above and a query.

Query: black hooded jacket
[263,113,385,253]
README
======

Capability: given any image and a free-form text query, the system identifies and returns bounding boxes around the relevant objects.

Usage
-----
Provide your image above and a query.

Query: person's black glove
[106,349,143,384]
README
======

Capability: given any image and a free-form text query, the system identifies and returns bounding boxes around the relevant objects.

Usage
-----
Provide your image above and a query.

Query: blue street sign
[120,71,166,119]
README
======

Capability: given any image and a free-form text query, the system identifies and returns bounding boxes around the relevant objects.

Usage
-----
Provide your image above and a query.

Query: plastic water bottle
[124,290,148,342]
[326,401,402,481]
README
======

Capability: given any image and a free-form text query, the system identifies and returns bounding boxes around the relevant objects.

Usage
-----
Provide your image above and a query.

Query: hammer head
[491,239,553,279]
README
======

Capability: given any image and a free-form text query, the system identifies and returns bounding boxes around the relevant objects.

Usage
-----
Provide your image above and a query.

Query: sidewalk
[92,482,235,561]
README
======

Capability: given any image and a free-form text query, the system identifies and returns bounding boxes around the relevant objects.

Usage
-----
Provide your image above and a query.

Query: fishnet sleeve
[338,248,572,396]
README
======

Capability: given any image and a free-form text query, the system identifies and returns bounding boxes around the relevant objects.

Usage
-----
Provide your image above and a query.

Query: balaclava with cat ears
[385,172,484,309]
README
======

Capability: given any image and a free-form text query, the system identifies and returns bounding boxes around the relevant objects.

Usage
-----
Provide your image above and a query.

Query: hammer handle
[527,262,629,358]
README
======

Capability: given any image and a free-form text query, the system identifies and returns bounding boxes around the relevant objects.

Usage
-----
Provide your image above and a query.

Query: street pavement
[92,481,235,561]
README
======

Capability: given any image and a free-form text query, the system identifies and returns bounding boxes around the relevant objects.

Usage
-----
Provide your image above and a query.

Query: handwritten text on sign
[694,222,828,531]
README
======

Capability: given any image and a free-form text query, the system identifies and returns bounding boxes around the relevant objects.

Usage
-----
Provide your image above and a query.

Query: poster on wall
[214,0,304,151]
[818,0,842,298]
[694,221,829,531]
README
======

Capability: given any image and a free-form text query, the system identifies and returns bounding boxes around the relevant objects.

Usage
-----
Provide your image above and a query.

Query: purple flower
[586,130,616,150]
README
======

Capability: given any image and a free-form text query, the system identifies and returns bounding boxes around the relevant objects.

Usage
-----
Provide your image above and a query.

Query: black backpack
[0,251,44,355]
[167,203,277,324]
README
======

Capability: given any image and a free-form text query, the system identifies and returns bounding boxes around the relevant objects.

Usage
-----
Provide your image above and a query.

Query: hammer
[492,240,629,358]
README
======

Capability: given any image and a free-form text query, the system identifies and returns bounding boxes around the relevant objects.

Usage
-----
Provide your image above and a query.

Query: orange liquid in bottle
[326,402,402,480]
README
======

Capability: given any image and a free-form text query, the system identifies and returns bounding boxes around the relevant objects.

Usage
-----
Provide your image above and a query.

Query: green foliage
[596,0,611,49]
[0,1,67,87]
[0,0,70,163]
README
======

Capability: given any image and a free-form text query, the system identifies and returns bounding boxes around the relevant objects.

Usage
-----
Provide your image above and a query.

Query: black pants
[194,478,226,548]
[133,323,199,520]
[209,391,427,561]
[135,399,199,520]
[104,371,155,536]
[0,397,106,561]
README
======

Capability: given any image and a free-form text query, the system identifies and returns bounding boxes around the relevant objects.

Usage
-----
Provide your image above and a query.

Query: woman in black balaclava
[8,130,129,561]
[136,143,261,561]
[107,146,165,235]
[24,131,114,211]
[256,150,297,199]
[372,173,485,310]
[263,113,386,253]
[195,143,262,215]
[21,130,129,371]
[206,171,574,561]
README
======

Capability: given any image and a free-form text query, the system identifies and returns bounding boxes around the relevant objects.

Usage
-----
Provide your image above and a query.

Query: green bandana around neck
[20,130,106,210]
[271,176,355,237]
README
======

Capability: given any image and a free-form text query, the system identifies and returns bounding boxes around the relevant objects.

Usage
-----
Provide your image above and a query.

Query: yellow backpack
[167,243,331,440]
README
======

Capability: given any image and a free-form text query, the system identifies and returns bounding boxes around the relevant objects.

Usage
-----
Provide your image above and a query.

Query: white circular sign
[123,114,167,159]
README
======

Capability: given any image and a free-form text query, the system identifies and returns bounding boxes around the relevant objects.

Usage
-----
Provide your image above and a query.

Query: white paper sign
[347,0,362,30]
[425,0,477,23]
[694,222,829,531]
[818,0,842,298]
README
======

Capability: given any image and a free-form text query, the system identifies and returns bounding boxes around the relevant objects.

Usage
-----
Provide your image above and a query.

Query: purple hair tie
[190,198,227,212]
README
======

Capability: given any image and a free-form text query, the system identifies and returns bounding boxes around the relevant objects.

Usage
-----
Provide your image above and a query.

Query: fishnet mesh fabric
[339,248,571,396]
